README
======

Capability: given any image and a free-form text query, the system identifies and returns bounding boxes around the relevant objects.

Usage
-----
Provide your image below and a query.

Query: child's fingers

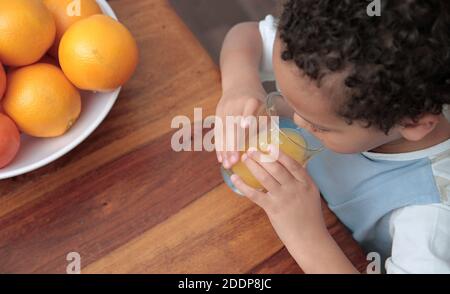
[214,118,233,168]
[242,153,280,191]
[230,174,269,209]
[224,151,239,168]
[214,115,226,164]
[271,145,310,184]
[220,151,227,167]
[241,99,260,128]
[217,98,261,168]
[231,100,258,161]
[223,115,245,168]
[247,150,294,184]
[231,113,251,166]
[221,116,241,168]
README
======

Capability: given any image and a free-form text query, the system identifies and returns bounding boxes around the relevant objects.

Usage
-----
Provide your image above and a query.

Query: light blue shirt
[307,144,443,260]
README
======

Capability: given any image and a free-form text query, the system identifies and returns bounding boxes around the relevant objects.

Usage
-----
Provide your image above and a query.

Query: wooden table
[0,0,368,274]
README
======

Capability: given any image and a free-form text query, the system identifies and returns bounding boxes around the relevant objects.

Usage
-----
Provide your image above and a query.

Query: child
[215,0,450,273]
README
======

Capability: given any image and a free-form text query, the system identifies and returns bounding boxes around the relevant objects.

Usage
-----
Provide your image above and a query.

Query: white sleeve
[258,15,277,82]
[385,204,450,274]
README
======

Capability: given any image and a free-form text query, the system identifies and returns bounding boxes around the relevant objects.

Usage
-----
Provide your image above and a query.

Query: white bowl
[0,0,120,180]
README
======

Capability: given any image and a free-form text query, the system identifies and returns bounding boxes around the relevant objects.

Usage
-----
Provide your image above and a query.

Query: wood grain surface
[0,0,368,274]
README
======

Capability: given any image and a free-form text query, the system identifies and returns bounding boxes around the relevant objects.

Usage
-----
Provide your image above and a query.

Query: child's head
[274,0,449,153]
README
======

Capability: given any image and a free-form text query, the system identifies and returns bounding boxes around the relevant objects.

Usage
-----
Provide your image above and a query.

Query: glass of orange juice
[220,92,323,195]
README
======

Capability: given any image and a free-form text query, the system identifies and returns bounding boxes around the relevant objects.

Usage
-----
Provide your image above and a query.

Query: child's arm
[231,149,359,274]
[287,227,360,274]
[215,22,267,168]
[220,22,265,98]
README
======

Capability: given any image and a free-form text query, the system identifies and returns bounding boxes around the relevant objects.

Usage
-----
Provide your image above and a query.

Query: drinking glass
[220,92,323,195]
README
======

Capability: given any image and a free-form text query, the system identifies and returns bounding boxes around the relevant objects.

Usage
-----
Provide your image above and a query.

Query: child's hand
[215,88,265,168]
[230,146,327,247]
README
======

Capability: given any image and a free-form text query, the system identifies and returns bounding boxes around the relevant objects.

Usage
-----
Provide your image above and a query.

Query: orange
[59,14,139,92]
[43,0,103,58]
[0,0,56,66]
[0,113,20,168]
[2,63,81,138]
[0,62,5,100]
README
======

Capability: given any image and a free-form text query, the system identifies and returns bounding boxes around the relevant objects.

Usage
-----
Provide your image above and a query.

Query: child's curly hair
[278,0,450,133]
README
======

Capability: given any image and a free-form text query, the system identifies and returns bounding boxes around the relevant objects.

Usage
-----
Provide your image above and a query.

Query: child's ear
[398,114,440,141]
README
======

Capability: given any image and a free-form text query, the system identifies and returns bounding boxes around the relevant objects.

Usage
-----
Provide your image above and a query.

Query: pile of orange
[0,0,138,168]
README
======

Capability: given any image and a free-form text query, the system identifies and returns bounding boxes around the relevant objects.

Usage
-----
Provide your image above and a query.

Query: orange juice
[231,128,307,190]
